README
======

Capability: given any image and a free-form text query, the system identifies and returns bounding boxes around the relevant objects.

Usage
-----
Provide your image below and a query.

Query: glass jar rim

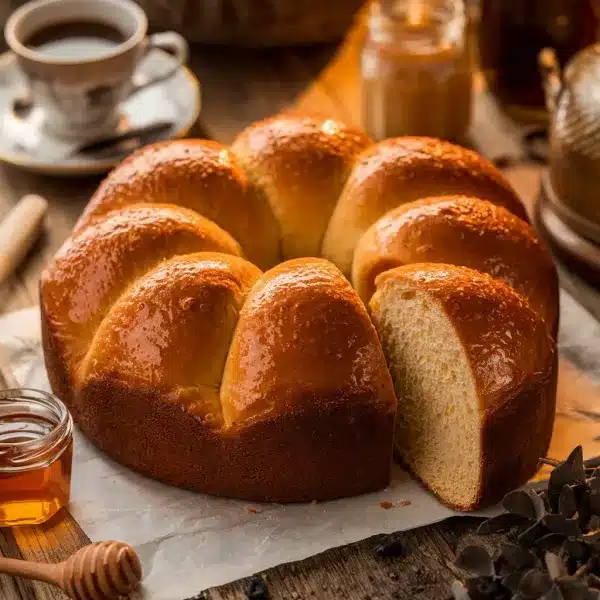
[0,388,73,471]
[373,0,465,21]
[368,0,466,49]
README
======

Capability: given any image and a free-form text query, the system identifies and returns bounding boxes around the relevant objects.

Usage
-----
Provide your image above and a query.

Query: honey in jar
[0,388,73,526]
[361,0,472,142]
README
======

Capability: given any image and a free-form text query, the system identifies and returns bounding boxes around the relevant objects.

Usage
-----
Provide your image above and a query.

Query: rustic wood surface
[1,9,600,600]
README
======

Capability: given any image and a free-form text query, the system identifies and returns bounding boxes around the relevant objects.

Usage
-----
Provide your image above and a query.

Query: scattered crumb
[291,591,299,599]
[379,500,411,509]
[247,508,259,514]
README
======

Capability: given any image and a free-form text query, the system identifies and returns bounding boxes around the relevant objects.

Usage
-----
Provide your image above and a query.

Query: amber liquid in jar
[0,390,73,526]
[362,0,472,142]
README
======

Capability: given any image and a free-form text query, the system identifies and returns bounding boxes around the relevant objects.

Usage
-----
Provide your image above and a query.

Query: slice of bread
[369,263,557,510]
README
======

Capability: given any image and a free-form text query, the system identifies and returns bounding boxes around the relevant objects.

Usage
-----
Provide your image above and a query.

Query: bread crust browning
[78,140,281,269]
[323,137,527,275]
[42,254,396,501]
[373,264,557,510]
[232,115,372,260]
[72,378,394,502]
[353,196,559,336]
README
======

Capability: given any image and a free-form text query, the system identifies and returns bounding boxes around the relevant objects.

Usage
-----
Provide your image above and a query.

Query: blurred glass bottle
[478,0,600,123]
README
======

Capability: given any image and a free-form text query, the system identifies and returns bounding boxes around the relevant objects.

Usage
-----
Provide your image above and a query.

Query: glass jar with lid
[361,0,472,142]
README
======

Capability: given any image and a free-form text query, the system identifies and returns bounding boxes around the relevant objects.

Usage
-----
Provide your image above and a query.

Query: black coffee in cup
[5,0,188,141]
[24,20,126,60]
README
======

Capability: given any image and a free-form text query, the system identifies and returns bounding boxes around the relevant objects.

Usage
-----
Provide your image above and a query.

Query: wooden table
[2,14,600,600]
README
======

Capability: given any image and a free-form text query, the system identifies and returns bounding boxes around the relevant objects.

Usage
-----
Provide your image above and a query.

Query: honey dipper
[0,541,142,599]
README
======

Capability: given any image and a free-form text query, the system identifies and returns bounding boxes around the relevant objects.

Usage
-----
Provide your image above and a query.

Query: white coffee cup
[5,0,189,141]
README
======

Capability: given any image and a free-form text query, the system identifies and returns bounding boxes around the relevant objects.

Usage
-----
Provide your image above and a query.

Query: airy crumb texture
[372,280,481,509]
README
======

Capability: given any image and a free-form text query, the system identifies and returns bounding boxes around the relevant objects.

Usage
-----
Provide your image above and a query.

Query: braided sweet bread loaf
[41,115,558,509]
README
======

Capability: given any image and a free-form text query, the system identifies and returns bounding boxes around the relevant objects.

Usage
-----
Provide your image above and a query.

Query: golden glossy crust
[371,264,557,509]
[353,196,559,336]
[77,140,281,270]
[323,137,528,275]
[232,115,372,260]
[43,256,396,501]
[221,258,397,427]
[80,253,262,425]
[40,205,242,404]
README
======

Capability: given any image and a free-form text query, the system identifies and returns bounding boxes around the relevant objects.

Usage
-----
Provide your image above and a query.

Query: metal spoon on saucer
[12,95,174,156]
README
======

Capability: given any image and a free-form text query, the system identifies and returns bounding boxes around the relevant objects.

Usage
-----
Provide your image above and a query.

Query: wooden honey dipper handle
[0,541,142,600]
[0,193,48,285]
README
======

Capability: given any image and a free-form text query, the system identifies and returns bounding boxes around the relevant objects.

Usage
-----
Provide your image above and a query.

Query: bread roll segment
[79,253,262,425]
[322,137,528,275]
[40,204,242,406]
[369,264,557,510]
[352,195,559,336]
[221,258,397,427]
[231,116,371,260]
[77,140,281,269]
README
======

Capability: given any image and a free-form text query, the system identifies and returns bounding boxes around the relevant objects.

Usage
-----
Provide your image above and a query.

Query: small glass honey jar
[0,388,73,526]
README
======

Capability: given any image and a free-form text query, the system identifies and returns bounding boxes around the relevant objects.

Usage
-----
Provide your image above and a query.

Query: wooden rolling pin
[0,541,142,600]
[0,194,47,284]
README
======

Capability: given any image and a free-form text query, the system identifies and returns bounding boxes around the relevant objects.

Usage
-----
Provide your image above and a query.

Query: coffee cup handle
[129,32,189,96]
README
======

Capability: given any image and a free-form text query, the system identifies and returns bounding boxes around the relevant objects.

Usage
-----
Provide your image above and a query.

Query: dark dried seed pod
[567,447,587,481]
[374,535,406,558]
[465,576,512,600]
[501,569,528,592]
[518,568,553,597]
[519,520,550,548]
[477,513,532,535]
[502,489,545,520]
[562,539,590,564]
[556,575,598,599]
[533,533,567,552]
[455,546,495,577]
[560,486,578,519]
[499,543,538,570]
[243,575,269,600]
[544,514,583,538]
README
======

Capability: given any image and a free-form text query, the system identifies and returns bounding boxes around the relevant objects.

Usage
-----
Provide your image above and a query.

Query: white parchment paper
[1,291,599,599]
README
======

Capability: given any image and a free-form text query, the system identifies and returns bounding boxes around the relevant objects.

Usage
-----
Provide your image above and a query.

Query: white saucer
[0,49,201,176]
